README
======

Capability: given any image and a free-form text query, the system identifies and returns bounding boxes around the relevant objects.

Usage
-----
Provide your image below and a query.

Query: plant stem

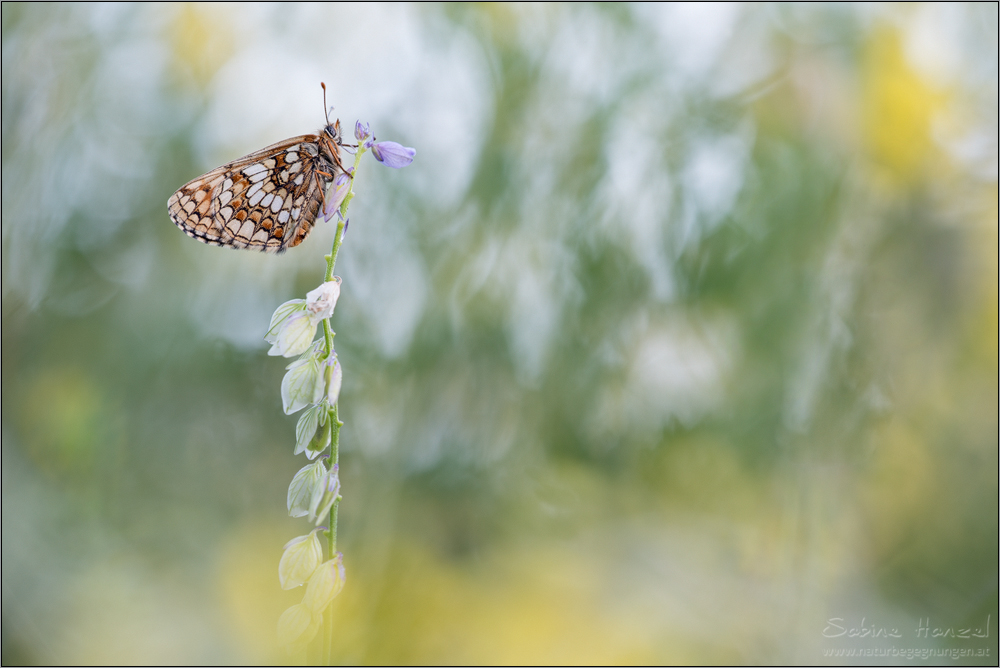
[327,403,341,551]
[319,144,364,665]
[320,403,341,666]
[324,218,346,283]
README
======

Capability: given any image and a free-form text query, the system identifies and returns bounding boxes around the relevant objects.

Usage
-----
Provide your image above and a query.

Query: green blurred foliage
[2,3,997,665]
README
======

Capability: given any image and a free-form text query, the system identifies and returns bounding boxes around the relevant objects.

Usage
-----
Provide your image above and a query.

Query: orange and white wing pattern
[168,135,335,252]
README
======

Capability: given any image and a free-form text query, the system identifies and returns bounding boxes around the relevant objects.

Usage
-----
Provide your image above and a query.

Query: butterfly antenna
[321,82,332,125]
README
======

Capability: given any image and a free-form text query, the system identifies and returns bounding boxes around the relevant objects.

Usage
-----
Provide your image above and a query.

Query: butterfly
[168,84,348,252]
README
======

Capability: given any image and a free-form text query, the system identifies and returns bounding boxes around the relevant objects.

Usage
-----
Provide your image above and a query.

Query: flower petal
[294,405,322,455]
[371,141,415,168]
[305,278,342,320]
[281,355,321,414]
[277,603,321,647]
[326,358,343,406]
[354,120,371,141]
[276,311,319,358]
[309,464,340,523]
[324,173,351,222]
[302,554,346,612]
[287,459,327,518]
[278,529,323,589]
[265,299,306,344]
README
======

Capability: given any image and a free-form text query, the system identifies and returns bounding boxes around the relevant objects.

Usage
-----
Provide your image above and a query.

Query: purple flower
[371,141,415,168]
[324,173,351,222]
[354,120,371,141]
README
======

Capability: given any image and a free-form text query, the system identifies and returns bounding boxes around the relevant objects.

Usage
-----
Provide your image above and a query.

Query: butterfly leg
[322,135,349,176]
[315,170,335,217]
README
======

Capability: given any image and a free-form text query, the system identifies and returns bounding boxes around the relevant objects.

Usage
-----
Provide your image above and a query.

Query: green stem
[327,403,341,552]
[324,218,346,284]
[320,402,342,667]
[318,143,365,666]
[321,403,341,666]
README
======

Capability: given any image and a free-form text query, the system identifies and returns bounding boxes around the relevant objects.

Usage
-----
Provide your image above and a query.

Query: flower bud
[306,417,332,458]
[278,529,323,589]
[371,141,415,168]
[281,355,324,414]
[287,459,327,518]
[265,299,306,346]
[324,173,351,222]
[354,120,371,141]
[269,311,318,358]
[277,603,321,647]
[302,553,346,612]
[326,357,343,407]
[309,464,341,523]
[305,278,342,320]
[294,405,323,456]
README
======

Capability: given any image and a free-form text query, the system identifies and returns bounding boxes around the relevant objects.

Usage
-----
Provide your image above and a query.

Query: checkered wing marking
[168,135,330,252]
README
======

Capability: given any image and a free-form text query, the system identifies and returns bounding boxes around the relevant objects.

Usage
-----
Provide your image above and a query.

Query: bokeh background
[2,3,997,665]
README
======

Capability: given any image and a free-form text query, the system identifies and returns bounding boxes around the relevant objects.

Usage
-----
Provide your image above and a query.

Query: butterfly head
[323,119,342,146]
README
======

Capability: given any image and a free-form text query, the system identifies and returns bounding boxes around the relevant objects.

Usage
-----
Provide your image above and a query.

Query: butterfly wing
[168,134,334,252]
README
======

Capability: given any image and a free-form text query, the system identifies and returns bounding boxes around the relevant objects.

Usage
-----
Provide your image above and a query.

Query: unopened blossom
[269,312,319,358]
[278,529,323,589]
[309,464,340,523]
[287,459,327,518]
[305,417,332,459]
[266,300,309,356]
[326,357,343,406]
[294,404,326,456]
[354,120,371,141]
[324,174,351,222]
[277,603,321,647]
[302,553,346,612]
[266,299,305,339]
[281,353,324,414]
[267,279,342,358]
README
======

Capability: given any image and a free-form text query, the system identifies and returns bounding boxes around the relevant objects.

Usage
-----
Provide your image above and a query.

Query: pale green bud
[271,311,319,358]
[276,603,321,647]
[278,528,323,589]
[265,299,306,345]
[302,553,346,612]
[306,418,332,458]
[287,460,327,518]
[294,405,323,456]
[281,355,324,415]
[309,464,340,524]
[326,358,343,407]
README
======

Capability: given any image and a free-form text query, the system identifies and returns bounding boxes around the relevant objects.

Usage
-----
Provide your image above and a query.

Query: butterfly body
[168,120,345,252]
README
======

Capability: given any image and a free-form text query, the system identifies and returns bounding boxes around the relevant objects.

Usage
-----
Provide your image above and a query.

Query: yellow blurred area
[168,3,235,88]
[331,544,659,665]
[214,521,306,663]
[862,25,947,183]
[212,524,667,664]
[862,419,939,554]
[203,448,870,664]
